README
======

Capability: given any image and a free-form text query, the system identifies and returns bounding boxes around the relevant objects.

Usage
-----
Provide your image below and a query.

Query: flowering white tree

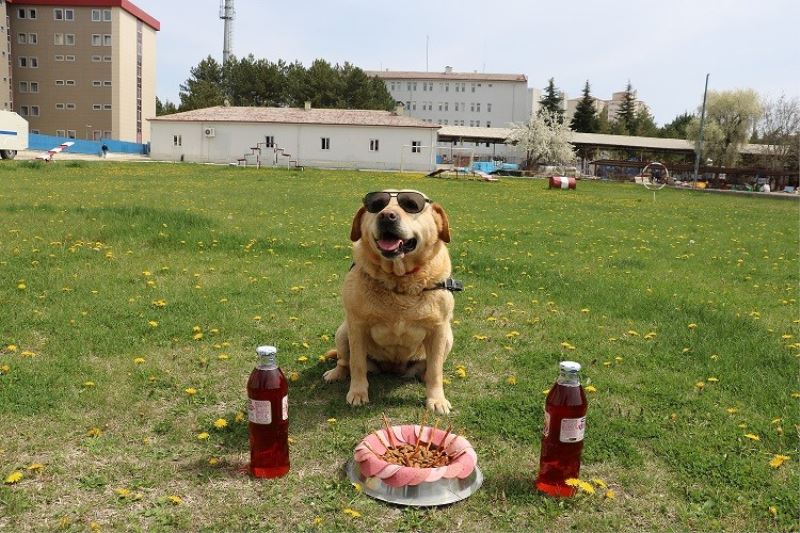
[506,109,576,170]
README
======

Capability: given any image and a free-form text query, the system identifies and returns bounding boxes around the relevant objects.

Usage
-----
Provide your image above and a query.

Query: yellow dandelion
[455,365,467,378]
[289,371,300,382]
[114,488,131,498]
[168,495,182,506]
[351,482,363,493]
[585,385,598,393]
[185,387,198,396]
[726,407,738,414]
[288,436,296,445]
[147,320,158,328]
[644,332,657,340]
[297,356,308,362]
[577,480,596,494]
[1,364,10,374]
[342,508,361,518]
[87,427,102,438]
[707,377,718,383]
[20,350,36,358]
[581,308,590,314]
[327,418,337,425]
[193,332,203,340]
[17,282,27,290]
[318,354,328,363]
[769,506,778,517]
[6,344,18,352]
[506,331,520,338]
[213,418,228,429]
[565,478,580,487]
[235,411,245,423]
[4,471,23,484]
[313,517,323,527]
[603,361,612,367]
[26,463,44,471]
[152,299,167,308]
[133,357,145,365]
[604,489,616,500]
[560,341,576,350]
[682,348,691,353]
[744,433,760,441]
[769,454,789,468]
[791,392,800,398]
[506,375,517,385]
[688,323,698,330]
[542,388,550,395]
[90,522,101,532]
[695,381,705,389]
[217,353,230,360]
[253,315,262,321]
[626,330,639,337]
[83,380,95,387]
[197,432,210,440]
[592,478,607,489]
[208,457,219,466]
[472,334,488,341]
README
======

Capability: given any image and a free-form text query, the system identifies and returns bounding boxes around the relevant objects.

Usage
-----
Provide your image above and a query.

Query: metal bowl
[344,458,483,507]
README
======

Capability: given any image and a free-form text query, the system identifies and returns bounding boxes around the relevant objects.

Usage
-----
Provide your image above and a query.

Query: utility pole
[692,73,710,187]
[220,0,235,66]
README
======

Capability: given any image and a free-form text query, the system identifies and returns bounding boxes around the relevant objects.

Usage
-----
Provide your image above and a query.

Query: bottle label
[560,417,586,443]
[248,399,272,424]
[281,395,288,421]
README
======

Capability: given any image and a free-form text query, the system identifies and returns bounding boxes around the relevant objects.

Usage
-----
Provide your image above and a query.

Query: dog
[323,189,457,414]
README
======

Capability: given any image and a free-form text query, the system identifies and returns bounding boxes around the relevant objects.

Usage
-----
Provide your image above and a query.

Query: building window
[65,55,75,62]
[18,57,27,67]
[55,55,65,61]
[390,82,395,91]
[92,104,102,110]
[411,141,422,153]
[173,135,182,147]
[18,9,26,18]
[92,80,102,87]
[321,137,330,150]
[55,80,65,86]
[486,121,491,127]
[56,129,65,137]
[56,103,65,110]
[476,103,481,112]
[65,34,75,45]
[54,33,64,45]
[369,139,379,152]
[30,82,39,93]
[103,56,112,62]
[471,83,476,93]
[20,105,29,116]
[487,103,492,113]
[470,103,475,112]
[17,33,27,44]
[92,34,101,46]
[103,81,112,87]
[54,8,74,21]
[30,57,38,68]
[19,81,28,93]
[92,9,101,21]
[103,104,112,110]
[91,55,102,62]
[444,83,449,92]
[30,106,39,116]
[103,131,111,139]
[264,136,274,147]
[66,103,76,110]
[65,80,75,86]
[444,102,448,111]
[66,130,76,139]
[103,34,112,46]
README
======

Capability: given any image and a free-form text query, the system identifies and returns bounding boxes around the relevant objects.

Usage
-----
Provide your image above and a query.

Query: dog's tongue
[378,238,403,252]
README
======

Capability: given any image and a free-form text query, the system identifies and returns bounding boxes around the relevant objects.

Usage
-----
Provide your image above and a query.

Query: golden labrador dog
[323,189,458,414]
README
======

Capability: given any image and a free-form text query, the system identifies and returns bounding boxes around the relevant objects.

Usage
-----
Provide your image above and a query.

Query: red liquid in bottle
[535,362,587,497]
[247,347,289,478]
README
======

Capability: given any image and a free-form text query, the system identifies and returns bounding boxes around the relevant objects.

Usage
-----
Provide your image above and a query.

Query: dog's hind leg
[323,322,351,383]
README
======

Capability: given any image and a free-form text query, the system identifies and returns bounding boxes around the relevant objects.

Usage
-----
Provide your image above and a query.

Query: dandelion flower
[133,357,145,365]
[217,353,230,360]
[456,366,467,378]
[6,344,18,352]
[193,332,203,340]
[585,385,598,393]
[577,480,596,494]
[114,488,131,498]
[289,371,300,382]
[297,356,308,362]
[726,407,738,414]
[688,323,698,330]
[26,463,44,471]
[542,388,550,395]
[213,418,228,429]
[769,454,789,468]
[506,375,517,385]
[342,508,361,518]
[208,457,219,466]
[327,418,337,425]
[565,478,580,487]
[581,308,590,314]
[604,489,616,499]
[185,387,198,396]
[148,320,158,328]
[626,330,639,337]
[769,506,778,517]
[167,495,182,505]
[351,482,362,493]
[707,377,718,382]
[4,471,23,484]
[592,478,607,488]
[21,350,36,358]
[744,433,760,441]
[695,381,705,389]
[235,411,245,423]
[506,331,520,338]
[87,427,102,438]
[197,432,210,440]
[1,364,10,374]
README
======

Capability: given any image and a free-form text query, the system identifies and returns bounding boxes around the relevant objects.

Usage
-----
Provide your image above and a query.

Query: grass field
[0,161,797,532]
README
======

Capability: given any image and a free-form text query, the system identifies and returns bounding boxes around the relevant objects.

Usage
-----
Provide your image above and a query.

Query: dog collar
[423,278,464,292]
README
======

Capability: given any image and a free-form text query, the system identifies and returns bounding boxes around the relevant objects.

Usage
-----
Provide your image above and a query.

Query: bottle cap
[559,360,581,373]
[256,345,277,357]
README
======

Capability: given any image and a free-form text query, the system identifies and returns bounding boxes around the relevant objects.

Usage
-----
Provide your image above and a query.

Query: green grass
[0,162,797,532]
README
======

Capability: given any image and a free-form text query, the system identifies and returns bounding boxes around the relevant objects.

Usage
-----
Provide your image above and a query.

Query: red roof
[7,0,160,30]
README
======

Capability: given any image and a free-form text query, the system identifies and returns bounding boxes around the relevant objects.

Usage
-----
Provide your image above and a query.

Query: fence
[28,133,148,155]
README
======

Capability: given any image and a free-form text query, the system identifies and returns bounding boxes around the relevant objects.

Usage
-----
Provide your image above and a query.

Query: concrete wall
[150,121,438,172]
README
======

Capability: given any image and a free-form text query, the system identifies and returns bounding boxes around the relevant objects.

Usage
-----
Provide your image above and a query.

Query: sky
[134,0,799,126]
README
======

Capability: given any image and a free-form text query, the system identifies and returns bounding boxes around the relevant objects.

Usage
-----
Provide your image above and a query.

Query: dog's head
[350,189,450,263]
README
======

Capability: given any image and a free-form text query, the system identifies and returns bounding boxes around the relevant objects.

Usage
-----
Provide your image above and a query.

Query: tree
[570,80,600,133]
[597,104,611,133]
[506,109,576,169]
[634,105,658,137]
[756,94,800,171]
[178,55,225,111]
[686,89,763,167]
[538,78,565,125]
[659,112,694,139]
[615,80,638,135]
[156,97,177,116]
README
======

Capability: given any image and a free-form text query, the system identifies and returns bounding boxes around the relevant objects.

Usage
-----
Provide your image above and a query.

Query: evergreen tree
[570,80,600,132]
[155,97,177,116]
[178,56,225,111]
[597,104,611,133]
[634,105,658,137]
[538,78,565,124]
[659,112,694,139]
[615,80,638,135]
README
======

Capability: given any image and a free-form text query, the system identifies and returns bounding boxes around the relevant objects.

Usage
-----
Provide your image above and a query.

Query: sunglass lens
[398,192,426,213]
[363,192,390,213]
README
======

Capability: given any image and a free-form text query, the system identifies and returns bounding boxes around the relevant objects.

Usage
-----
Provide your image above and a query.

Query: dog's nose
[379,210,398,222]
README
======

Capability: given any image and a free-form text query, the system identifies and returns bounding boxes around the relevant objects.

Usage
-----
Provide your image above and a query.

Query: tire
[0,149,17,160]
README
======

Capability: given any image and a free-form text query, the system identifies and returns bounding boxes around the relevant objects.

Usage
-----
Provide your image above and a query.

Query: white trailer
[0,111,29,160]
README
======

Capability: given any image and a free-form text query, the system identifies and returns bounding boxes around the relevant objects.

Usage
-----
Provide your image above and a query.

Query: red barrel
[549,176,576,190]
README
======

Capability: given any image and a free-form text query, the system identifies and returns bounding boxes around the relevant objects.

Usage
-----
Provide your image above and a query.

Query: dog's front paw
[323,365,348,383]
[346,387,369,406]
[426,396,452,415]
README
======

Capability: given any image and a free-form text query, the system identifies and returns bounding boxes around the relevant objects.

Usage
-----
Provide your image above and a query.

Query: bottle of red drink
[535,361,588,497]
[247,345,290,478]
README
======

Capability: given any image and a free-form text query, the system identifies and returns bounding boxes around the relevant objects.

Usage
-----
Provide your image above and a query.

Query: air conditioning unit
[204,127,215,138]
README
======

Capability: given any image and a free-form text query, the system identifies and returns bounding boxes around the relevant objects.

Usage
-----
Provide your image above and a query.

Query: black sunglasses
[362,191,431,214]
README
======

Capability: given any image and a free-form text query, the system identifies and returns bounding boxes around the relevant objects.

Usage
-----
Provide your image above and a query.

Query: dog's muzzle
[376,212,417,258]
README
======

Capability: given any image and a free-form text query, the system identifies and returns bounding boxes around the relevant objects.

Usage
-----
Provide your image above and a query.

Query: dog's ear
[350,206,366,242]
[432,203,451,243]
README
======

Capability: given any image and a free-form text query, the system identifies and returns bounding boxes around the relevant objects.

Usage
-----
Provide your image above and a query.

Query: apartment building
[565,90,648,124]
[1,0,11,110]
[7,0,159,142]
[366,67,532,129]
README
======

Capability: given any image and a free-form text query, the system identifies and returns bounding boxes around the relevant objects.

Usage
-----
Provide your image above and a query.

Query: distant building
[366,67,532,129]
[565,89,649,124]
[6,0,159,142]
[150,105,440,172]
[0,1,11,110]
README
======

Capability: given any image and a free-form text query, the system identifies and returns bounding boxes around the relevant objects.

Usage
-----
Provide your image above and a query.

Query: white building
[366,67,532,129]
[565,90,649,124]
[149,105,440,172]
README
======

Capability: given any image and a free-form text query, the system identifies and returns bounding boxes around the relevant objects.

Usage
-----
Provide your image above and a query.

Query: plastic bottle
[247,345,290,478]
[535,360,588,497]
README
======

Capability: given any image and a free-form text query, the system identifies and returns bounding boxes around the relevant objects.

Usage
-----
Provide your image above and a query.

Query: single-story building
[149,105,440,172]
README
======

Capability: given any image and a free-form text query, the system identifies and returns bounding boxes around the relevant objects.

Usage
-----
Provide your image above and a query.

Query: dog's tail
[324,349,338,360]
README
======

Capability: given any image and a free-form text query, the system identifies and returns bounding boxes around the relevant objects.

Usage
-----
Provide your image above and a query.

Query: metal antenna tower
[219,0,235,65]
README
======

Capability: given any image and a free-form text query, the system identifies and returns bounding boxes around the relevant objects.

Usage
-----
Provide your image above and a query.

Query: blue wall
[28,133,148,155]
